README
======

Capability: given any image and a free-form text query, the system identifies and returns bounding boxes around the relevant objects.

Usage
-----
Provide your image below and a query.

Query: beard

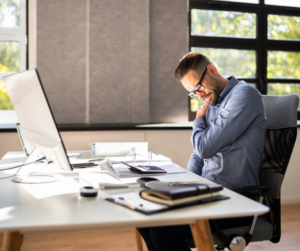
[204,79,223,106]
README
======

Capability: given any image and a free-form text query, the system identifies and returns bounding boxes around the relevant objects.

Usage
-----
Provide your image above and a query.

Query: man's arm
[187,153,204,176]
[192,86,265,159]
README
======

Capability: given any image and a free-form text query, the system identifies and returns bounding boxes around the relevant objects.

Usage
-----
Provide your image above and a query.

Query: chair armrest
[236,186,269,197]
[211,185,270,248]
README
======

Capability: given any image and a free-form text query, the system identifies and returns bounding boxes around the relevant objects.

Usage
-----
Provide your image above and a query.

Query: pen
[72,162,98,168]
[88,158,105,162]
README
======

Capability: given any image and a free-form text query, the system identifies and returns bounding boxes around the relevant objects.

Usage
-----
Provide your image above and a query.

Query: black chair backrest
[259,94,299,243]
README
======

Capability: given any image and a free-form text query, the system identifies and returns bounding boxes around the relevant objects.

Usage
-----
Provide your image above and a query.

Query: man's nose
[197,92,205,99]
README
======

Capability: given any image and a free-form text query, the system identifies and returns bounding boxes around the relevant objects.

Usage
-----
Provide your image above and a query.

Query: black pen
[72,163,98,168]
[88,158,105,162]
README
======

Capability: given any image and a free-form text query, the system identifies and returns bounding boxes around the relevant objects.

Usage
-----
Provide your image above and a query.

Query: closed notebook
[140,183,223,206]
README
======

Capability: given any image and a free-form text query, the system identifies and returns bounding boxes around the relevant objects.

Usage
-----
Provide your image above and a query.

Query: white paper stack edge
[89,142,148,157]
[105,154,171,164]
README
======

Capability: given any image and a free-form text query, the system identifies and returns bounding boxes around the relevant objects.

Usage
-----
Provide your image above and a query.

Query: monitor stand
[12,172,63,184]
[11,148,64,184]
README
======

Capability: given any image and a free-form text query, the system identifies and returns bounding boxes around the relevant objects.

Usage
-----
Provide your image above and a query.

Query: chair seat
[213,218,273,245]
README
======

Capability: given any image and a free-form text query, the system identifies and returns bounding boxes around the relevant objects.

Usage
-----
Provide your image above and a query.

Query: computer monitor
[3,69,73,182]
[16,122,81,159]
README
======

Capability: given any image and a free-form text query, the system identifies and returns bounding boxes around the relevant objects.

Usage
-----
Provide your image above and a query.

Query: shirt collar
[217,76,239,104]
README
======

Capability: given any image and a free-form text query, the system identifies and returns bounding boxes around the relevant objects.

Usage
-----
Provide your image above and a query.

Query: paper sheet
[108,192,168,212]
[19,177,81,199]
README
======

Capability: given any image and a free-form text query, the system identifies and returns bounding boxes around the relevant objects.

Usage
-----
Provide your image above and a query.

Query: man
[138,52,266,251]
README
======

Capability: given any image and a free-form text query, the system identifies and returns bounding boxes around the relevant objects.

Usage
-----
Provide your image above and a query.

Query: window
[189,0,300,120]
[0,0,26,122]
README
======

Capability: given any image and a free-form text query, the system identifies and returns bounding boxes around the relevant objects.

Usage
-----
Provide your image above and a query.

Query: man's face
[181,69,222,106]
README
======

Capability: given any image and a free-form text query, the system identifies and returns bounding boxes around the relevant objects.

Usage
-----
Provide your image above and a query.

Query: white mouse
[145,181,169,189]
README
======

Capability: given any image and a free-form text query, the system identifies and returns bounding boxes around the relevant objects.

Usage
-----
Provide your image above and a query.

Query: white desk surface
[0,151,269,234]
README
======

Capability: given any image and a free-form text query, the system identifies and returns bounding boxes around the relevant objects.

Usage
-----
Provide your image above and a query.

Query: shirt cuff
[193,117,206,129]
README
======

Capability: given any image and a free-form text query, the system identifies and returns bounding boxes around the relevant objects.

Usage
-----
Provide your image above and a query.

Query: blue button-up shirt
[187,76,266,191]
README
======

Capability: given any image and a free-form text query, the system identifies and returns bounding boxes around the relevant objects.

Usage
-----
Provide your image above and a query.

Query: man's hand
[196,102,209,120]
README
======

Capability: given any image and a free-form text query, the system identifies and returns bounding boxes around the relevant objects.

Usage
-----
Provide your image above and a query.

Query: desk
[0,151,269,251]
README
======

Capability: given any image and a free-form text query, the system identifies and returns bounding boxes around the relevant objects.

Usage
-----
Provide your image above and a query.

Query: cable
[0,157,46,171]
[0,174,17,180]
[0,157,46,179]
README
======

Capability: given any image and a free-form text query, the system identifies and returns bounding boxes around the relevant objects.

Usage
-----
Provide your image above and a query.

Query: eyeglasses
[187,67,207,98]
[129,148,152,165]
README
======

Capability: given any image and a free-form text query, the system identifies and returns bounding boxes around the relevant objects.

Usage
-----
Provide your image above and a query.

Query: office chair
[211,94,299,251]
[134,94,299,251]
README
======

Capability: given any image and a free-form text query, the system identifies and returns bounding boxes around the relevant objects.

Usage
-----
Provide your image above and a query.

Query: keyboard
[80,173,128,189]
[98,182,129,189]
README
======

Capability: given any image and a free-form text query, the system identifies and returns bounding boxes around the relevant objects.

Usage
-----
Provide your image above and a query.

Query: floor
[245,203,300,251]
[0,203,299,251]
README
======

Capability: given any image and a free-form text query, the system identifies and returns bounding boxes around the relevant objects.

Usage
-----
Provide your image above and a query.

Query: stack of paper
[90,142,148,156]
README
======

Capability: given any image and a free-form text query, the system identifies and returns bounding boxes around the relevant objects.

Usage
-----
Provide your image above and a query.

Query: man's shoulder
[231,80,262,98]
[222,79,263,108]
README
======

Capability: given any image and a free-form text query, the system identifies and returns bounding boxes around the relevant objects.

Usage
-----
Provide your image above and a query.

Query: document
[106,192,169,214]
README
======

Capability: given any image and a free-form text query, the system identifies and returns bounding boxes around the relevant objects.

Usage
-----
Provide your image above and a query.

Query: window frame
[188,0,300,120]
[0,0,27,120]
[0,0,27,79]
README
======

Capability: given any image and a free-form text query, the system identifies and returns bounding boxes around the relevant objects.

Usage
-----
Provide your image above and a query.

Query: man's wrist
[196,114,205,119]
[193,117,206,129]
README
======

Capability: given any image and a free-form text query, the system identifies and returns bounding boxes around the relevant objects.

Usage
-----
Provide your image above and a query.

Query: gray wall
[37,0,86,123]
[37,0,188,124]
[150,0,188,122]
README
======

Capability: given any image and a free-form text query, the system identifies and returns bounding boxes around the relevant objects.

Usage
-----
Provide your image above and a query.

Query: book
[140,183,223,206]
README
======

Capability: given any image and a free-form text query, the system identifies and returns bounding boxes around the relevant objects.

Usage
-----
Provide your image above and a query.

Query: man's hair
[174,52,212,81]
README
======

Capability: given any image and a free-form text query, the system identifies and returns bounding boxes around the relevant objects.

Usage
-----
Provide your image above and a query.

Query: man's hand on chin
[196,102,209,121]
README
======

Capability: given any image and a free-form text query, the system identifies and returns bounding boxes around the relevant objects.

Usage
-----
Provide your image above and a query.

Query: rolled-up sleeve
[192,87,264,159]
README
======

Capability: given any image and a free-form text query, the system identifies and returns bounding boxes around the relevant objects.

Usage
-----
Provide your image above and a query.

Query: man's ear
[207,65,218,77]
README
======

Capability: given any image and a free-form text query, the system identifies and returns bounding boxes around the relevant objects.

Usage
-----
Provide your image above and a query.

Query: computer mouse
[137,177,159,188]
[144,181,169,189]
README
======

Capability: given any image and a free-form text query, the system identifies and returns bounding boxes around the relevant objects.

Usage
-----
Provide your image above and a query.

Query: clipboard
[105,192,230,215]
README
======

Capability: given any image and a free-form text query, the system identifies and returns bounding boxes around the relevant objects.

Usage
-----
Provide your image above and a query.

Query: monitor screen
[3,69,72,171]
